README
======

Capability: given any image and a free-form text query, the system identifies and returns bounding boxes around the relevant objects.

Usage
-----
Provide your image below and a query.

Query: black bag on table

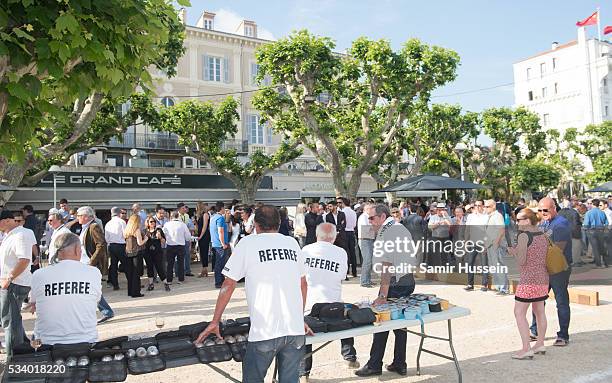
[304,316,327,333]
[120,337,166,375]
[220,317,250,336]
[46,367,89,383]
[347,308,376,327]
[323,319,353,332]
[157,335,195,360]
[52,343,91,360]
[315,302,346,321]
[196,336,233,364]
[88,359,127,382]
[3,351,52,383]
[229,341,248,362]
[92,336,128,350]
[178,321,209,341]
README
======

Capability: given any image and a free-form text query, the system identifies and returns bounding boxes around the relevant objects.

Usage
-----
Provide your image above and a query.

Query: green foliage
[481,107,545,158]
[584,154,612,186]
[0,0,187,160]
[509,159,561,193]
[254,30,460,197]
[157,98,302,202]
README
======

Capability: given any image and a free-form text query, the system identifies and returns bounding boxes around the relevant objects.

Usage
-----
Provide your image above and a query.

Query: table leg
[416,322,425,376]
[447,319,462,383]
[206,363,242,383]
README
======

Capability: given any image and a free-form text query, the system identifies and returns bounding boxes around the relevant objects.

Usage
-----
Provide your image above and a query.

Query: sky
[184,0,610,113]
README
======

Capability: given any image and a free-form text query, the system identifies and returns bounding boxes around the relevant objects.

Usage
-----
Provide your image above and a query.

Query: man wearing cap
[30,232,101,345]
[104,207,127,290]
[427,203,452,266]
[0,210,36,356]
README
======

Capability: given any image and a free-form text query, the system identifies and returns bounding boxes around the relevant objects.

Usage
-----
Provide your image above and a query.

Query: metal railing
[106,133,249,153]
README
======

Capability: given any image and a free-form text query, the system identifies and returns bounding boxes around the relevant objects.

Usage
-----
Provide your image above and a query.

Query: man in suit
[325,201,347,252]
[304,202,323,246]
[76,206,114,323]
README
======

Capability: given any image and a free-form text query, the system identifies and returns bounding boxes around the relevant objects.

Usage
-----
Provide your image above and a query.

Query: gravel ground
[2,264,611,383]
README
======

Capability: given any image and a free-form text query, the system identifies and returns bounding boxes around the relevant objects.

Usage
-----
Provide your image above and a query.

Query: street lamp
[454,142,468,202]
[48,165,61,208]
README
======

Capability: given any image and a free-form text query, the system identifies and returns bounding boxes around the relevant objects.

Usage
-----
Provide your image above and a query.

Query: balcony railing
[106,133,249,153]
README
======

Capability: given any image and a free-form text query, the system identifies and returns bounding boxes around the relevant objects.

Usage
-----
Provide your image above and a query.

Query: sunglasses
[537,209,549,213]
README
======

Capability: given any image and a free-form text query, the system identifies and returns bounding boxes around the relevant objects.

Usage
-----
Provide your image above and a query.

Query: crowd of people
[0,193,609,381]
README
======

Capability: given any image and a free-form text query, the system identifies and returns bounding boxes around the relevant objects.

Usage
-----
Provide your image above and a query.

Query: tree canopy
[254,30,460,199]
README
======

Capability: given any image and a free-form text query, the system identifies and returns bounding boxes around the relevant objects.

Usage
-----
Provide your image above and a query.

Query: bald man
[531,197,572,347]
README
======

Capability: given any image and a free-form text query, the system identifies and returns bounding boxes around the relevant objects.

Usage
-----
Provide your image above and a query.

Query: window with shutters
[203,55,230,83]
[248,115,263,144]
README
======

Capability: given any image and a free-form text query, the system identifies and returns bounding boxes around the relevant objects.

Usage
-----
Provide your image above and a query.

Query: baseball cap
[0,210,15,220]
[436,202,446,208]
[48,208,61,215]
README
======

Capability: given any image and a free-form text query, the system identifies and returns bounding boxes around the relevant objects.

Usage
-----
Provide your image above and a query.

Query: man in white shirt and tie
[163,210,192,285]
[47,212,71,264]
[104,207,126,291]
[337,197,358,278]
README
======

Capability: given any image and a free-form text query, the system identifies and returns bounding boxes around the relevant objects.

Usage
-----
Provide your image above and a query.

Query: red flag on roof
[576,11,598,27]
[604,25,612,35]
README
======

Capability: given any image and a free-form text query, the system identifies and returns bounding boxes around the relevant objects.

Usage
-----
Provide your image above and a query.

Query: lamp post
[48,165,61,208]
[454,142,468,202]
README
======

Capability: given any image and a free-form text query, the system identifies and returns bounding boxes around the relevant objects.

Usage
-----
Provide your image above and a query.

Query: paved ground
[2,263,612,383]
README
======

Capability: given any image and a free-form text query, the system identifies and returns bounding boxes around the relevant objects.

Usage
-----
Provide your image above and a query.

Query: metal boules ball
[77,356,89,367]
[204,339,216,347]
[194,342,204,349]
[54,358,65,366]
[215,338,226,345]
[101,355,113,362]
[136,347,147,358]
[126,349,136,358]
[235,335,246,343]
[66,357,78,367]
[147,346,159,356]
[114,353,125,361]
[225,336,236,344]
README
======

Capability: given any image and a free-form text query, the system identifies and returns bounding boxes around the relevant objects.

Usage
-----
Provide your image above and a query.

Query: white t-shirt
[485,211,505,247]
[78,222,92,264]
[222,233,305,342]
[31,260,101,345]
[0,226,36,286]
[342,207,357,232]
[374,218,416,279]
[302,241,347,311]
[244,214,257,235]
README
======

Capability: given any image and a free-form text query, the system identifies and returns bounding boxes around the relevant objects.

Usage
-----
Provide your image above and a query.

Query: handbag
[347,308,376,326]
[545,235,569,275]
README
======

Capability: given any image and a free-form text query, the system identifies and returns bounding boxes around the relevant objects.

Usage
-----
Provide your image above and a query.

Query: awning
[585,181,612,193]
[375,174,487,193]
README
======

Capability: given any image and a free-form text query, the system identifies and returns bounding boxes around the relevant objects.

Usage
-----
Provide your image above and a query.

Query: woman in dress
[196,202,211,278]
[143,216,170,292]
[229,211,242,250]
[508,208,548,359]
[123,214,148,298]
[294,203,307,248]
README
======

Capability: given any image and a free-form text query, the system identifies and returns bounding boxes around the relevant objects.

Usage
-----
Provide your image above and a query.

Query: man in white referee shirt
[299,222,358,382]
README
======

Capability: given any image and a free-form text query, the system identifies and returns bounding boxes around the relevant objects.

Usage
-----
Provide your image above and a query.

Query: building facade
[11,9,379,212]
[513,33,612,133]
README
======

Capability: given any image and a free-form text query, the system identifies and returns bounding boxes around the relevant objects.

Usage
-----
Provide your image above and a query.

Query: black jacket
[304,212,323,245]
[325,211,347,249]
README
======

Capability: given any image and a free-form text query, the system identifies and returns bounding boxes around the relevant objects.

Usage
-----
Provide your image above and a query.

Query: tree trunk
[236,178,260,205]
[0,157,36,206]
[385,192,397,205]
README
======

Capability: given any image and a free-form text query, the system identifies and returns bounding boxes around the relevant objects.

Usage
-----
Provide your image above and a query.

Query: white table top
[305,306,471,345]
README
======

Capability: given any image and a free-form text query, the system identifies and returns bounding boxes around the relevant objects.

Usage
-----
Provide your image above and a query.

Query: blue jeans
[486,244,508,293]
[531,268,571,340]
[212,247,229,287]
[359,239,374,285]
[184,243,192,273]
[97,295,114,318]
[0,283,30,358]
[243,335,305,383]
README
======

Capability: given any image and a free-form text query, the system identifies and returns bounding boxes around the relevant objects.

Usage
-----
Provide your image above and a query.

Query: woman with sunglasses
[508,208,548,360]
[143,216,170,292]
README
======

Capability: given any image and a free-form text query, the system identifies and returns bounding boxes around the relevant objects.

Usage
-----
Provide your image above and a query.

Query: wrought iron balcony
[106,133,249,153]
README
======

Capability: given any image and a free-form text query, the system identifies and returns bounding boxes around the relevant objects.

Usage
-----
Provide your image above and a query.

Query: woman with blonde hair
[508,208,548,359]
[294,203,307,247]
[124,214,148,298]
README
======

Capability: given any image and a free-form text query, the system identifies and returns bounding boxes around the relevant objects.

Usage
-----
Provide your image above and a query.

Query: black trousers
[466,249,488,286]
[300,338,356,376]
[143,249,166,281]
[366,278,415,370]
[125,254,142,297]
[199,237,211,268]
[166,245,184,283]
[108,243,126,288]
[345,231,357,276]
